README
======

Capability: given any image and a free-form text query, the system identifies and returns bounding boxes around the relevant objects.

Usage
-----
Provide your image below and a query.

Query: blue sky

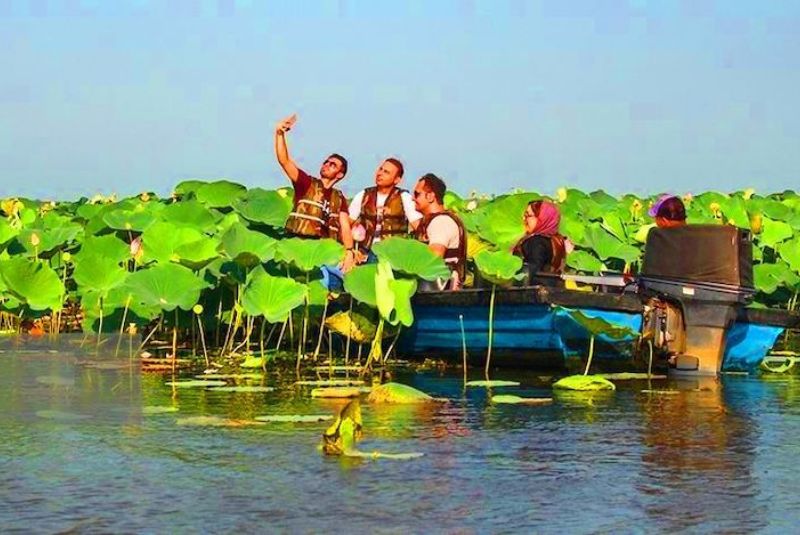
[1,0,799,200]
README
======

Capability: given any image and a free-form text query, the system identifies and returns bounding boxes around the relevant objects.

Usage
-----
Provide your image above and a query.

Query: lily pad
[176,416,265,427]
[194,373,265,380]
[143,406,180,415]
[553,375,616,391]
[465,380,521,387]
[491,395,553,405]
[165,380,228,388]
[254,414,333,423]
[311,387,363,398]
[599,373,667,380]
[0,257,65,311]
[295,380,365,387]
[366,382,434,403]
[207,386,275,393]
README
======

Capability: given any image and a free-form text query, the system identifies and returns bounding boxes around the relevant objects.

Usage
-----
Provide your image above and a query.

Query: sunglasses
[413,189,428,198]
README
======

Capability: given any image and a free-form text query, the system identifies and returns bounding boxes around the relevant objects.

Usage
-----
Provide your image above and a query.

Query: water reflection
[638,377,764,532]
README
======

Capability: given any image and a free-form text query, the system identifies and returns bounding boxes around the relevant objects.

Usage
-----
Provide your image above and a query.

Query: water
[2,340,800,533]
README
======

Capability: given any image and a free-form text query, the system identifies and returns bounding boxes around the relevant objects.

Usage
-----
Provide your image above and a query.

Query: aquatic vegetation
[311,387,364,398]
[491,395,553,405]
[207,386,275,392]
[552,375,616,391]
[366,382,434,403]
[255,414,332,423]
[164,380,228,388]
[142,405,180,414]
[465,380,521,387]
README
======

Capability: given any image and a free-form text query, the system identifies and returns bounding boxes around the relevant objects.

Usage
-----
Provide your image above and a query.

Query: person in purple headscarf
[512,200,568,278]
[649,194,687,228]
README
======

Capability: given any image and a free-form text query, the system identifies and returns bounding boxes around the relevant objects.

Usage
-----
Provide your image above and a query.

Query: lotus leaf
[554,307,639,340]
[633,224,655,243]
[241,355,268,368]
[0,257,65,310]
[491,395,553,405]
[388,278,416,327]
[75,235,130,264]
[465,380,521,387]
[295,380,365,386]
[311,387,362,398]
[553,375,616,391]
[467,234,493,259]
[255,414,333,423]
[474,250,523,286]
[560,216,588,247]
[778,238,800,273]
[143,406,180,414]
[584,224,641,262]
[372,238,450,281]
[601,213,627,242]
[176,416,266,427]
[73,254,128,294]
[756,199,795,222]
[344,264,378,307]
[719,196,750,228]
[759,218,793,248]
[473,193,532,248]
[194,180,247,207]
[102,207,158,232]
[219,222,277,267]
[565,250,606,273]
[241,266,307,323]
[325,310,379,343]
[173,179,207,197]
[16,221,82,256]
[165,380,228,388]
[754,262,798,294]
[173,237,221,270]
[208,386,275,392]
[599,373,667,380]
[195,373,265,380]
[306,279,329,306]
[276,238,344,272]
[0,219,19,248]
[233,188,293,227]
[160,200,217,232]
[141,222,207,264]
[366,382,434,403]
[575,198,607,221]
[124,264,208,311]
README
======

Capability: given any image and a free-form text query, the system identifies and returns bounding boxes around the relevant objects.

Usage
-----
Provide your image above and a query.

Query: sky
[1,0,799,200]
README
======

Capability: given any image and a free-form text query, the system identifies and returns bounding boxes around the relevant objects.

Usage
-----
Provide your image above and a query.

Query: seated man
[349,157,422,259]
[412,173,466,290]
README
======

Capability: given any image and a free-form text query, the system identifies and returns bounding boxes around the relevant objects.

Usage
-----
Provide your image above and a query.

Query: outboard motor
[638,225,755,375]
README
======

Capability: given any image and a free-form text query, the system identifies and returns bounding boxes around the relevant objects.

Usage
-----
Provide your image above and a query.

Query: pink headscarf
[529,200,561,237]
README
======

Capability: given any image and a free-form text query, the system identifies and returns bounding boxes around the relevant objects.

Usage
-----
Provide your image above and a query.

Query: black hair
[329,153,348,177]
[385,157,404,177]
[657,196,686,221]
[419,173,447,204]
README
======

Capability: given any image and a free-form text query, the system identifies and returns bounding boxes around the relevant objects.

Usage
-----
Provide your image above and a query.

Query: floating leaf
[465,380,521,387]
[165,380,228,388]
[366,382,434,403]
[491,395,553,405]
[311,387,363,398]
[553,375,616,391]
[207,386,275,392]
[143,406,180,414]
[254,414,333,423]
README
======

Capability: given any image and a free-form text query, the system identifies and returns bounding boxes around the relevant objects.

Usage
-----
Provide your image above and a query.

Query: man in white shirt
[412,173,467,290]
[349,158,422,256]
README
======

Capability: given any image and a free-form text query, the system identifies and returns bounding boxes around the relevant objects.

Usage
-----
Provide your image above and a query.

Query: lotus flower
[351,224,366,243]
[466,199,478,211]
[140,192,151,202]
[30,233,40,247]
[709,202,722,218]
[130,236,143,261]
[743,188,755,200]
[556,187,568,203]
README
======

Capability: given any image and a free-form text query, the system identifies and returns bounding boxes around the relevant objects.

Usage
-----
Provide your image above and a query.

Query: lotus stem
[328,330,333,374]
[383,325,402,365]
[96,299,104,354]
[361,317,384,375]
[345,296,354,366]
[171,309,178,375]
[136,316,163,355]
[647,339,653,379]
[215,293,223,348]
[459,314,468,384]
[583,335,596,376]
[259,319,267,372]
[114,296,131,357]
[484,284,497,380]
[312,297,330,362]
[198,313,209,368]
[274,319,288,353]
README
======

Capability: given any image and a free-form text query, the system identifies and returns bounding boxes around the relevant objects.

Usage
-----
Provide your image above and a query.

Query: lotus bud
[140,192,151,202]
[351,224,366,243]
[127,323,138,335]
[727,218,736,226]
[62,252,72,262]
[193,304,204,315]
[90,194,104,205]
[556,187,568,203]
[630,199,643,218]
[130,237,143,262]
[30,233,40,247]
[743,188,755,200]
[465,199,478,211]
[277,188,289,198]
[709,202,721,218]
[750,213,763,234]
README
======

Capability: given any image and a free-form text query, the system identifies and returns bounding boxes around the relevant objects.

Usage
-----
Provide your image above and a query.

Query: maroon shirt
[295,169,349,213]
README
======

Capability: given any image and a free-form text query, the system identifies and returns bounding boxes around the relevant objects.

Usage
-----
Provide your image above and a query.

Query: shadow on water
[2,339,800,532]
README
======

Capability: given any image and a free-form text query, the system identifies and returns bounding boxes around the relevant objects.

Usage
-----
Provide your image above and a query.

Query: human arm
[339,211,359,272]
[425,216,459,258]
[274,114,300,182]
[521,236,552,275]
[400,191,422,231]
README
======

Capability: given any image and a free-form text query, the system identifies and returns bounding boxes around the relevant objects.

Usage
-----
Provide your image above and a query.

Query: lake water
[1,339,799,533]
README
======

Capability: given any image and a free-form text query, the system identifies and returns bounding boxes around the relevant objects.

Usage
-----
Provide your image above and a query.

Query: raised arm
[274,114,300,182]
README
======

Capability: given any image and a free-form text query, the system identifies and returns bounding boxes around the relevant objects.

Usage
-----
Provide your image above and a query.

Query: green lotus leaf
[102,206,158,232]
[601,213,627,242]
[0,257,65,310]
[233,188,293,228]
[165,380,228,388]
[0,219,19,248]
[173,179,207,198]
[219,222,277,267]
[344,264,378,307]
[173,237,221,270]
[779,238,800,273]
[143,406,179,415]
[374,260,416,326]
[473,193,533,247]
[159,200,217,232]
[295,380,365,386]
[372,237,451,281]
[575,198,607,221]
[465,380,521,387]
[443,191,465,211]
[276,237,344,272]
[553,375,616,391]
[73,254,128,295]
[215,211,244,235]
[491,395,553,405]
[241,266,307,323]
[311,387,363,398]
[633,224,655,243]
[366,383,434,403]
[474,250,523,286]
[306,279,329,306]
[565,250,607,273]
[719,196,750,228]
[554,307,639,339]
[16,218,82,256]
[75,234,130,264]
[754,262,798,294]
[560,216,588,247]
[759,218,793,249]
[75,202,106,221]
[754,198,795,222]
[325,310,379,343]
[194,180,247,207]
[584,224,641,262]
[124,263,208,311]
[141,222,206,264]
[254,414,333,423]
[389,278,416,327]
[207,386,275,393]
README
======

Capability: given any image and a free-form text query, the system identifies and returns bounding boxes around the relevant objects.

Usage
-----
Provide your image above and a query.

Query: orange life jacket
[415,211,467,283]
[356,187,409,249]
[284,177,347,240]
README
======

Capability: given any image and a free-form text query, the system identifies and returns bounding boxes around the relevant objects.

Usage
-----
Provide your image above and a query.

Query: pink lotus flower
[352,224,366,243]
[130,236,142,257]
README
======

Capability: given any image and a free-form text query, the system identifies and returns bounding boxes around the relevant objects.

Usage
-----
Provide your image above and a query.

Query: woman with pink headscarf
[512,200,567,278]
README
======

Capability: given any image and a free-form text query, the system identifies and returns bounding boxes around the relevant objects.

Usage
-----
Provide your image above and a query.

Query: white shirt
[426,215,461,250]
[349,189,422,243]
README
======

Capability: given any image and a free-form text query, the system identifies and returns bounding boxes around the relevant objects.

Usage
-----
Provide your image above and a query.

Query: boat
[399,225,800,374]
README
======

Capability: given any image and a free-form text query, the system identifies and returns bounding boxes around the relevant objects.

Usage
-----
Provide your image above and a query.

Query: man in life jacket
[412,173,467,291]
[274,114,357,271]
[348,158,422,259]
